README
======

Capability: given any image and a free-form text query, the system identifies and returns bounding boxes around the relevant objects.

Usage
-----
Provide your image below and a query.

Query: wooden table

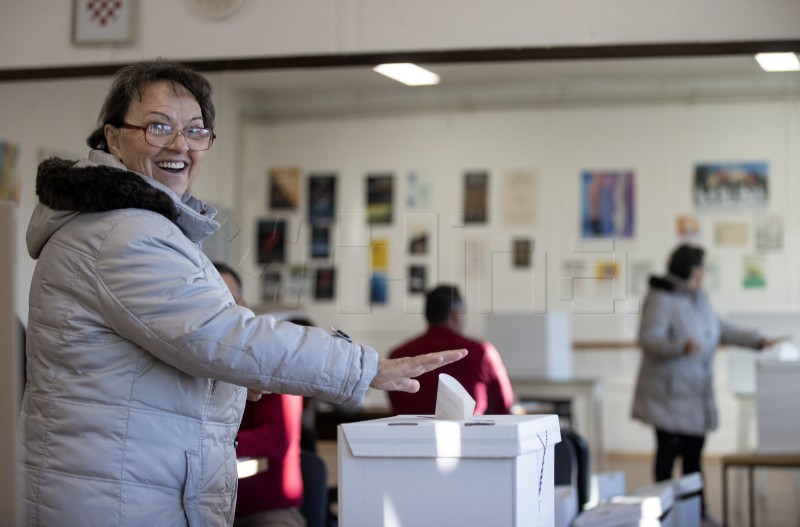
[721,452,800,527]
[237,457,268,479]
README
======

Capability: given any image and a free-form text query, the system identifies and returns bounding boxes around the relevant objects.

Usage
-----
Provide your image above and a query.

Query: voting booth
[338,413,561,527]
[756,357,800,453]
[486,312,573,380]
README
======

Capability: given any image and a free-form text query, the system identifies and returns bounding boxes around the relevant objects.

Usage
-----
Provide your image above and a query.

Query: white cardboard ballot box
[554,485,579,527]
[756,357,800,453]
[671,472,703,527]
[338,414,561,527]
[574,480,674,527]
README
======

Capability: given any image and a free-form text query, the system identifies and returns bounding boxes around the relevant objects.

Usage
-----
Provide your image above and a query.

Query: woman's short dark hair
[86,59,215,152]
[667,244,705,280]
[425,285,463,324]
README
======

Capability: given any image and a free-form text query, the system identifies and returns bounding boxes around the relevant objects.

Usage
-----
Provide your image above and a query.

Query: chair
[554,429,591,512]
[300,450,329,527]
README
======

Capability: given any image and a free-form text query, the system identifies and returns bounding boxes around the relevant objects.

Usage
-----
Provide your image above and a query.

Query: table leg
[748,466,755,527]
[723,463,729,527]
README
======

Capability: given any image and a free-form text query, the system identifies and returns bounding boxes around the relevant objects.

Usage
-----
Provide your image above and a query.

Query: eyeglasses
[117,122,216,151]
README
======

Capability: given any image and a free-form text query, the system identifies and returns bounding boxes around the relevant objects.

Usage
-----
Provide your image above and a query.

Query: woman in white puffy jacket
[19,59,466,527]
[631,243,782,518]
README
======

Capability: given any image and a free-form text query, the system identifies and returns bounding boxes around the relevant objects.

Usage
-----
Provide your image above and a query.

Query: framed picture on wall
[314,267,336,300]
[256,219,287,264]
[580,170,635,239]
[512,238,533,268]
[366,174,394,224]
[268,167,300,210]
[463,171,489,224]
[308,174,337,224]
[693,161,768,210]
[310,225,331,259]
[72,0,136,46]
[408,265,426,294]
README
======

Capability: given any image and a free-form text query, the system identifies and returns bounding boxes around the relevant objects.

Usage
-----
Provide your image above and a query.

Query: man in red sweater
[388,284,515,415]
[214,263,306,527]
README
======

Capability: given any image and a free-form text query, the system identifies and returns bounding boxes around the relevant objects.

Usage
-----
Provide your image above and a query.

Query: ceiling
[215,55,800,119]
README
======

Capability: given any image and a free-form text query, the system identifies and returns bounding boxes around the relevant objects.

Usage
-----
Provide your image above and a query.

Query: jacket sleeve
[93,213,378,406]
[637,290,684,359]
[718,316,765,350]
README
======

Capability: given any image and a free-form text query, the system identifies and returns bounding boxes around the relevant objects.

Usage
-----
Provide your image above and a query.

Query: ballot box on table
[756,357,800,453]
[573,480,674,527]
[338,414,561,527]
[554,485,579,527]
[671,472,702,527]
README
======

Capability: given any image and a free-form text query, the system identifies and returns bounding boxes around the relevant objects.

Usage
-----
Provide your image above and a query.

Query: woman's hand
[247,389,270,401]
[683,339,702,355]
[761,335,791,349]
[370,349,468,392]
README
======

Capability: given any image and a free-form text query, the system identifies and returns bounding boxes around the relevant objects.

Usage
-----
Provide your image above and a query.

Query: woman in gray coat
[631,243,782,517]
[19,60,466,527]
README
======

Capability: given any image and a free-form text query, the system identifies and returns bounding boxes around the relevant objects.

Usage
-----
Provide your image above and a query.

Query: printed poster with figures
[693,161,768,210]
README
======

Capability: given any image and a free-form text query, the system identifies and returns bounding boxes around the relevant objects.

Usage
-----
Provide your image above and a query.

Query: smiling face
[104,80,207,196]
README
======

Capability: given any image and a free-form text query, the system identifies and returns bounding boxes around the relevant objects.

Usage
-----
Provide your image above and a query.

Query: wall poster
[366,174,394,224]
[308,174,337,225]
[580,170,635,238]
[314,267,336,300]
[268,167,300,210]
[512,238,533,268]
[256,219,287,264]
[693,161,768,209]
[501,170,538,226]
[463,171,489,224]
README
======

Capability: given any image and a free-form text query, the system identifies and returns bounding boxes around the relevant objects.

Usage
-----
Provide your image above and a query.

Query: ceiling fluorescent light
[755,52,800,72]
[373,63,440,86]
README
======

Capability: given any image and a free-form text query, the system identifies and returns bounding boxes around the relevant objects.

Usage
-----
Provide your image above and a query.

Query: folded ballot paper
[434,373,477,419]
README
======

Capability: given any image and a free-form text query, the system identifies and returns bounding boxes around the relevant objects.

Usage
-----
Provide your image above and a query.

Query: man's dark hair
[667,244,705,280]
[86,59,215,152]
[425,285,463,324]
[212,261,241,289]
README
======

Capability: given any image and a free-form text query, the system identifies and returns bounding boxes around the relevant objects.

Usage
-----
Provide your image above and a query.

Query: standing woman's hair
[86,59,215,152]
[667,244,705,280]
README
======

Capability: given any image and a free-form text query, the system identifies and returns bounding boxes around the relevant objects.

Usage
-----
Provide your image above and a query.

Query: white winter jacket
[19,151,378,526]
[631,274,763,436]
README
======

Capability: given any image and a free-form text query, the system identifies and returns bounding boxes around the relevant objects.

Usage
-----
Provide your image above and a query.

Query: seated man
[213,263,306,527]
[388,284,515,415]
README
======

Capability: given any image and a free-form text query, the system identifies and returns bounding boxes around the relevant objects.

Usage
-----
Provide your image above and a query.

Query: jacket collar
[649,273,697,296]
[30,150,219,251]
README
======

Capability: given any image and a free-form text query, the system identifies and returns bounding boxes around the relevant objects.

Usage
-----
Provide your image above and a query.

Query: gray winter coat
[19,151,378,526]
[631,274,763,436]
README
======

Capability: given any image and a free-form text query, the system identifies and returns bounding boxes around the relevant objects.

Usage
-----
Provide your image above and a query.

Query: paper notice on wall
[435,373,476,420]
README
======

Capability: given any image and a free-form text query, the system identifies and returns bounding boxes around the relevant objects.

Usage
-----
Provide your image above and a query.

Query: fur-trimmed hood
[648,273,696,296]
[27,150,219,258]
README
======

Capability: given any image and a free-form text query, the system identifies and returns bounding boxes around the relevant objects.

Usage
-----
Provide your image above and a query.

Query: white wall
[237,96,800,453]
[2,1,800,458]
[2,0,800,69]
[238,99,800,339]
